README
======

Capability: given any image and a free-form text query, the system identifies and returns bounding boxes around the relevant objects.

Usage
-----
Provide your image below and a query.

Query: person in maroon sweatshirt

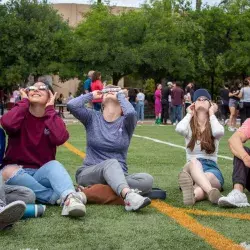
[0,81,87,218]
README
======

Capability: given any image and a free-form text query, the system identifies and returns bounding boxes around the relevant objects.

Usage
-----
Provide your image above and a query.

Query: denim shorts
[197,158,224,187]
[229,98,239,109]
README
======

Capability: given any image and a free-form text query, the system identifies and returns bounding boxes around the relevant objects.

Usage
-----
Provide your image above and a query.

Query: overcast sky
[2,0,220,8]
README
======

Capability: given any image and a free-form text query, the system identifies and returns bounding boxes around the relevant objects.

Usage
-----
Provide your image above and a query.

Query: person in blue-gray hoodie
[67,85,153,212]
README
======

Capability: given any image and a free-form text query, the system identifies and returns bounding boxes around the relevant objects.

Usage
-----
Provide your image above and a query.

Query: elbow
[55,132,69,146]
[67,102,73,111]
[175,124,183,134]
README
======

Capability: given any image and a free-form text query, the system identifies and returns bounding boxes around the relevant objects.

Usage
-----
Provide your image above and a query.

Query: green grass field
[1,124,250,250]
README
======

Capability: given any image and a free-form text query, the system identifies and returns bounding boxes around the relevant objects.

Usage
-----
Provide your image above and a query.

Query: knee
[104,159,120,169]
[20,187,36,204]
[43,160,65,173]
[2,165,21,181]
[138,173,154,193]
[189,159,201,169]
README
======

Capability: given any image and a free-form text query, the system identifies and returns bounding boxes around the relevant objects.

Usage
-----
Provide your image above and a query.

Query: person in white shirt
[176,89,224,206]
[136,89,145,123]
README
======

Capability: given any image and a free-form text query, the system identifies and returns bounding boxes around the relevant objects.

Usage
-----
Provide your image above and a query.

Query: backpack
[0,128,6,165]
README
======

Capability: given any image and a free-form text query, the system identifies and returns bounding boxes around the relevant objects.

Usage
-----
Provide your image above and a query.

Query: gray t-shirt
[67,93,137,174]
[241,87,250,102]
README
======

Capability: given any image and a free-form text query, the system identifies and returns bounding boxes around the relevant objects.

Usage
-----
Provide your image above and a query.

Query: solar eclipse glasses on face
[101,88,122,94]
[26,85,48,92]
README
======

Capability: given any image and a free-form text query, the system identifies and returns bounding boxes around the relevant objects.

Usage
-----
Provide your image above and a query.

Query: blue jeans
[172,105,183,123]
[5,160,75,204]
[136,101,144,121]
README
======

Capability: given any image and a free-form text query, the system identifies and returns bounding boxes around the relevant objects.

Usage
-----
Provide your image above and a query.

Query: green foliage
[0,0,74,87]
[2,0,250,95]
[144,78,155,95]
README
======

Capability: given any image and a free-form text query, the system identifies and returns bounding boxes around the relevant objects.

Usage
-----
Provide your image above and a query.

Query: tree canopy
[2,0,250,95]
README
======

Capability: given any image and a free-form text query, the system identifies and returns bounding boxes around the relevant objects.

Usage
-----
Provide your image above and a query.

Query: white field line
[133,134,233,161]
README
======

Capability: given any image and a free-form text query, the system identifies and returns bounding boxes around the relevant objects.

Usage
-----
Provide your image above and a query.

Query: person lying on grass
[0,82,86,218]
[67,85,153,211]
[218,118,250,208]
[176,89,225,206]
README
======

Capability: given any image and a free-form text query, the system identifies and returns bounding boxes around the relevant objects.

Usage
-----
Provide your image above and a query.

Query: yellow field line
[64,141,243,250]
[181,208,250,221]
[152,200,243,250]
[64,142,86,158]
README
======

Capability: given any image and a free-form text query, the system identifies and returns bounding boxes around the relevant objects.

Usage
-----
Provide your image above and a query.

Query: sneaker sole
[178,171,195,205]
[218,198,250,208]
[68,205,86,217]
[0,201,26,230]
[133,197,151,211]
[208,188,222,204]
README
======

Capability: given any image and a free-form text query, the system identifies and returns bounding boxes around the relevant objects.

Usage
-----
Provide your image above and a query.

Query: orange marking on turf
[64,141,244,249]
[181,208,250,221]
[63,142,86,158]
[151,200,243,250]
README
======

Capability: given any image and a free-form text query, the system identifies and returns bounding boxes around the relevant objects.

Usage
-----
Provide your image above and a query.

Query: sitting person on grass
[0,82,86,218]
[218,119,250,207]
[176,89,225,205]
[67,85,153,211]
[0,173,35,230]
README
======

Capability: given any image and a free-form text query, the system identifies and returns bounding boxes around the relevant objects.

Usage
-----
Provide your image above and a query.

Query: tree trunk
[196,0,202,11]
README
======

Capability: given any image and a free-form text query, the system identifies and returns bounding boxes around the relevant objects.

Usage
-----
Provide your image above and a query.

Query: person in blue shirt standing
[83,71,94,94]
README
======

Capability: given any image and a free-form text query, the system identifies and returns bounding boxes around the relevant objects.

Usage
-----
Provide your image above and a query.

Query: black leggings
[240,102,250,124]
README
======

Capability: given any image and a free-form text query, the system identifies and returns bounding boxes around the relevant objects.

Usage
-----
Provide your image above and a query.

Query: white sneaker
[61,193,86,217]
[218,189,250,208]
[0,201,26,230]
[228,127,235,132]
[124,190,151,211]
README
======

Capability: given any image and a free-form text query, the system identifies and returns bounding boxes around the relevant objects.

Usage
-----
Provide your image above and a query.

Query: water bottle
[22,204,46,219]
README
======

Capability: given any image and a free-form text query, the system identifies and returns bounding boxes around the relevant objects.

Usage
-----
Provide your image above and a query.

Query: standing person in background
[154,84,162,124]
[185,83,195,102]
[238,77,250,125]
[91,71,103,111]
[57,94,65,118]
[136,89,145,124]
[219,83,230,125]
[128,89,137,110]
[167,82,173,124]
[228,81,241,132]
[171,82,184,126]
[184,87,192,115]
[161,83,170,125]
[83,71,94,94]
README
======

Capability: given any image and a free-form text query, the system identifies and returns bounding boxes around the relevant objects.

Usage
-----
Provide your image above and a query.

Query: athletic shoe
[207,188,222,204]
[124,189,151,211]
[178,171,195,205]
[61,193,86,217]
[218,189,250,208]
[228,127,235,132]
[0,201,26,230]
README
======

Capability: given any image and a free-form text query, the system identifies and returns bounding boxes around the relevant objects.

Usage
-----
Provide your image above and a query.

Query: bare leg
[184,159,213,194]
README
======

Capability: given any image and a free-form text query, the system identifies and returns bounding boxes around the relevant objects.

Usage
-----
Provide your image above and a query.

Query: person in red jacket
[0,81,86,218]
[91,71,103,111]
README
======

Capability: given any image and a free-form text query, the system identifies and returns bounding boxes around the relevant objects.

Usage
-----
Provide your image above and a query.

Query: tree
[73,4,146,84]
[0,0,74,87]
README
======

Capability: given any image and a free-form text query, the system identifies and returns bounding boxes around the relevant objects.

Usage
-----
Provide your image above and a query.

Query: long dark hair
[92,71,101,82]
[187,112,216,154]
